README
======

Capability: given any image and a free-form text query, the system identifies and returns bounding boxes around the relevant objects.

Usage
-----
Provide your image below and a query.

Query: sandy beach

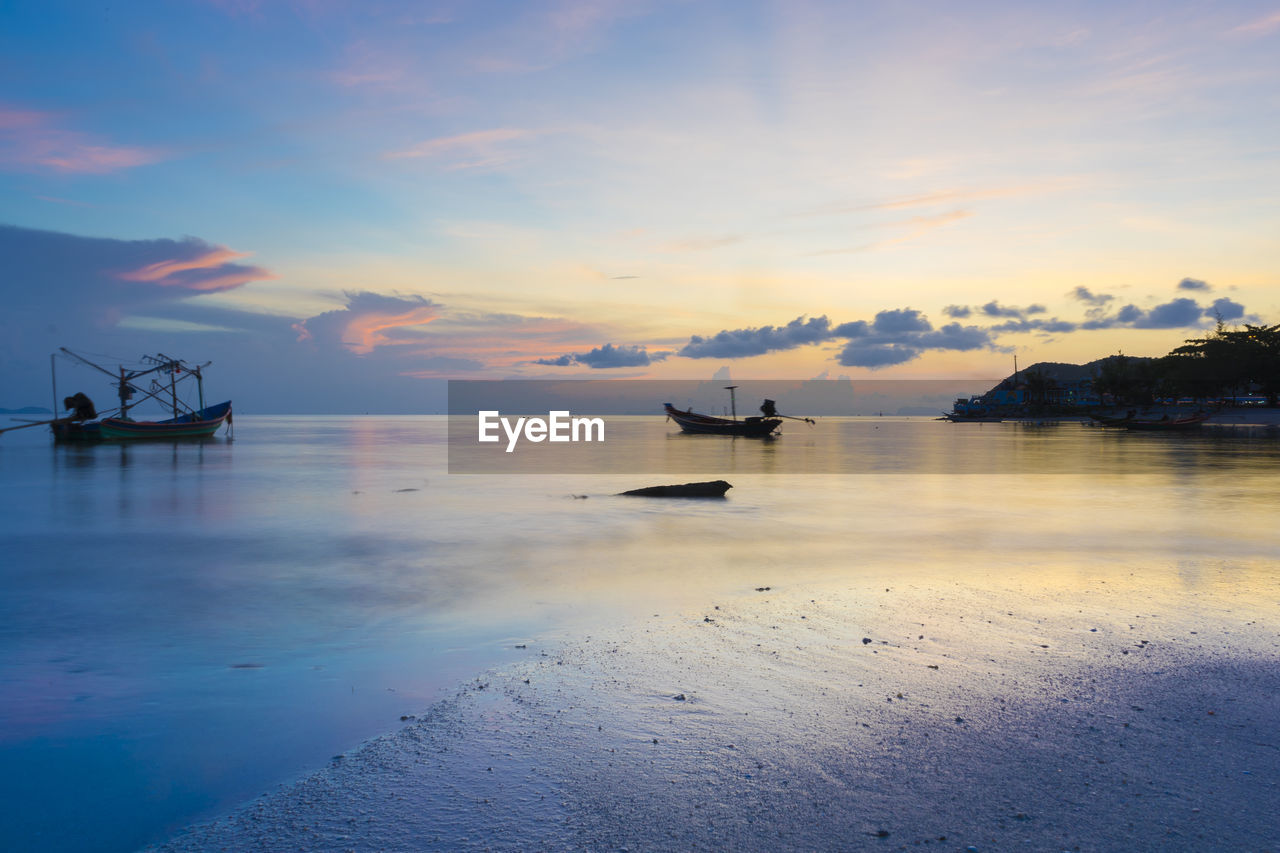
[150,563,1279,852]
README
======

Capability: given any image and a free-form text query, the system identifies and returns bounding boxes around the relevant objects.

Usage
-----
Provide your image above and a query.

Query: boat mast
[119,366,130,419]
[50,354,58,416]
[724,385,738,421]
[169,361,178,419]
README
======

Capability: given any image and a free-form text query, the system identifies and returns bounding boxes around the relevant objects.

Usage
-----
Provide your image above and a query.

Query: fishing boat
[1121,412,1211,430]
[1090,410,1211,430]
[664,403,782,437]
[41,349,232,442]
[663,385,808,437]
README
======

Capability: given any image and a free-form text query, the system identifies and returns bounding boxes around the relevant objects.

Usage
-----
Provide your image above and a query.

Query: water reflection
[1,416,1278,853]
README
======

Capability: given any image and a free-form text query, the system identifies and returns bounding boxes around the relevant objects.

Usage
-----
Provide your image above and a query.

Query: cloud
[943,304,972,318]
[835,309,993,367]
[869,308,932,337]
[535,342,670,369]
[678,308,997,369]
[990,318,1079,334]
[1071,286,1115,306]
[980,300,1046,319]
[813,210,973,255]
[0,105,165,174]
[383,128,534,170]
[117,245,274,293]
[919,322,998,350]
[293,291,440,354]
[1078,295,1245,330]
[1133,297,1205,329]
[1177,277,1210,291]
[678,316,833,359]
[1207,297,1245,321]
[837,341,920,368]
[1231,10,1280,36]
[0,225,272,325]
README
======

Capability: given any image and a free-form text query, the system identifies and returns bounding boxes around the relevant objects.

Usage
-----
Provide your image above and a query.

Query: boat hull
[53,401,232,442]
[664,404,781,437]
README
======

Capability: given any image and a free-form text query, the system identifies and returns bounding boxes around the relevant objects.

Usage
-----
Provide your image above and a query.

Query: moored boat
[664,403,782,437]
[1121,412,1211,430]
[1090,410,1211,430]
[47,349,233,442]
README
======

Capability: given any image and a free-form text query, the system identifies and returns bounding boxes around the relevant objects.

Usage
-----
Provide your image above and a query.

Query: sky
[1,0,1278,413]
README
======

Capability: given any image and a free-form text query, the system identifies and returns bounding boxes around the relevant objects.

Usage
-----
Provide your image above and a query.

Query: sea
[2,414,1278,853]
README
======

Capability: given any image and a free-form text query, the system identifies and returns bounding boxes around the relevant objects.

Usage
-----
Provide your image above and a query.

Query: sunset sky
[2,0,1278,412]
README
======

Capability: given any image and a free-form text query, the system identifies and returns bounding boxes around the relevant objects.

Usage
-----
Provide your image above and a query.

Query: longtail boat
[664,403,782,437]
[45,349,232,442]
[1090,409,1211,430]
[1121,412,1211,430]
[662,385,808,437]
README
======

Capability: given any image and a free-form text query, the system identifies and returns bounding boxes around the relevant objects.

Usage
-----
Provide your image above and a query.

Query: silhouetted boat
[1091,410,1210,430]
[47,349,233,442]
[664,404,781,437]
[1121,412,1210,430]
[941,412,1003,422]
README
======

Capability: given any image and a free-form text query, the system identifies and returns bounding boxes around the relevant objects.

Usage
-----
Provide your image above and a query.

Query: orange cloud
[342,306,439,354]
[117,244,273,293]
[119,248,249,283]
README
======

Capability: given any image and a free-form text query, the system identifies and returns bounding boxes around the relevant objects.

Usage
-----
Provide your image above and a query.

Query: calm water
[1,415,1278,852]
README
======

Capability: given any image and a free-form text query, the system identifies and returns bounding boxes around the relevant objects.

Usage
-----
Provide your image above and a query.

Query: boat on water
[52,400,233,442]
[1090,410,1211,430]
[940,412,1003,423]
[664,403,782,437]
[664,385,806,437]
[42,348,232,442]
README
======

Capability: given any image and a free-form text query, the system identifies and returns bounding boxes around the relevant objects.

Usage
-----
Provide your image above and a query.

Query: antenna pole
[724,385,738,421]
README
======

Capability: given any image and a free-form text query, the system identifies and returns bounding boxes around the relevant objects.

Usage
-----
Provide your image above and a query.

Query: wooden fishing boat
[45,349,233,442]
[1090,410,1210,430]
[663,403,781,437]
[1121,412,1210,430]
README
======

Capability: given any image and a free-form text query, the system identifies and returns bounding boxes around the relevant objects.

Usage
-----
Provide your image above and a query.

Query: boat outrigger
[0,348,233,442]
[664,385,813,437]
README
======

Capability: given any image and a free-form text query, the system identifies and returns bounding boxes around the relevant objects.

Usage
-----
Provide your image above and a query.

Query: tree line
[1091,323,1280,406]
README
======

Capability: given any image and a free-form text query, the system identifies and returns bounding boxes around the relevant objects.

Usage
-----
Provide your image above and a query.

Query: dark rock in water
[619,480,732,498]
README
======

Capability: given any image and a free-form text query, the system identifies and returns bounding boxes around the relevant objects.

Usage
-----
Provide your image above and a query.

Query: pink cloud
[294,292,441,355]
[1231,10,1280,36]
[0,105,165,174]
[383,128,533,170]
[117,244,274,293]
[341,306,440,354]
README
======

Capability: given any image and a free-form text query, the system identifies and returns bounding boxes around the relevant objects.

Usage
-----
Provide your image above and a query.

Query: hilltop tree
[1167,323,1280,404]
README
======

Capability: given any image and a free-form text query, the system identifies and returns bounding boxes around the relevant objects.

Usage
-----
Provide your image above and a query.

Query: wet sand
[151,568,1279,852]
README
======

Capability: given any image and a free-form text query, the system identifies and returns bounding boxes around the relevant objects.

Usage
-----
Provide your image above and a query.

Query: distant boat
[664,384,790,437]
[46,348,233,442]
[1090,410,1210,430]
[1121,412,1211,430]
[940,412,1003,423]
[664,403,782,437]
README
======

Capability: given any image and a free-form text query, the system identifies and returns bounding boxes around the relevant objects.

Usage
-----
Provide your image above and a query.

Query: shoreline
[150,570,1279,852]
